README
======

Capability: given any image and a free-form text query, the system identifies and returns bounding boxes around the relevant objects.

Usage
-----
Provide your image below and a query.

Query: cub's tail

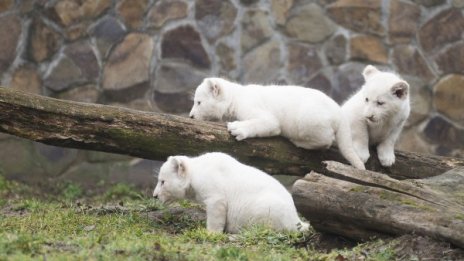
[336,117,366,170]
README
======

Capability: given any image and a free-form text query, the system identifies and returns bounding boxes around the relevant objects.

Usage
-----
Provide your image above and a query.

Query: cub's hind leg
[291,140,331,150]
[205,197,227,233]
[291,126,335,150]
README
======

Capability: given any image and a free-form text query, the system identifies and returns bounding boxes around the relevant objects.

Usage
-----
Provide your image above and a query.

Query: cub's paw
[359,150,370,163]
[227,121,248,141]
[354,145,370,163]
[378,151,395,167]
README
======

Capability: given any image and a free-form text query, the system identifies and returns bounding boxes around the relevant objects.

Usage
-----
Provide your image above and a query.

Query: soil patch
[391,234,464,260]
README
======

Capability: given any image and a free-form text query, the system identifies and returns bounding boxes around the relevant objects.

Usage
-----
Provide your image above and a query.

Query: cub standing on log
[189,77,365,170]
[342,65,410,167]
[152,152,309,233]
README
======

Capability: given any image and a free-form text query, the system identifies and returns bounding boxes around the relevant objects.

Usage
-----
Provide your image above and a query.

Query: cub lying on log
[189,78,365,169]
[152,152,309,233]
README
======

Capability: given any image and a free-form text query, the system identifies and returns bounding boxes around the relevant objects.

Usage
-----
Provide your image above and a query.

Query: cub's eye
[161,180,165,185]
[377,101,384,106]
[197,101,201,105]
[365,98,369,102]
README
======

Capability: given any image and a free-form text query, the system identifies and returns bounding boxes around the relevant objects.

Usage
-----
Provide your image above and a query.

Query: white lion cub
[342,65,410,167]
[189,78,365,169]
[152,152,309,233]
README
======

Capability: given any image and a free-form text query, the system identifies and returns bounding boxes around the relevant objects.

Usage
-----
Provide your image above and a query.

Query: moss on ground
[349,185,367,193]
[1,177,461,261]
[456,214,464,221]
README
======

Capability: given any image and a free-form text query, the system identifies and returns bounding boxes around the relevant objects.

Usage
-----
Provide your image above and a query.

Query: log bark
[292,161,464,248]
[0,87,463,178]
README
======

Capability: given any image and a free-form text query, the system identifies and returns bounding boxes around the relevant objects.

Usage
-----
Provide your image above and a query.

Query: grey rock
[242,40,281,84]
[153,62,208,94]
[413,0,446,7]
[403,76,432,127]
[389,0,420,44]
[287,42,322,85]
[103,33,154,91]
[34,143,78,177]
[392,45,435,82]
[333,62,366,104]
[28,17,61,63]
[153,62,207,113]
[195,0,237,43]
[89,16,126,58]
[285,3,335,43]
[55,84,100,103]
[45,56,83,92]
[147,0,188,28]
[435,42,464,75]
[433,74,464,126]
[418,9,464,52]
[424,116,464,153]
[10,64,42,95]
[64,41,99,82]
[241,9,273,53]
[327,0,385,36]
[325,34,346,66]
[307,73,332,97]
[0,15,21,74]
[161,26,211,69]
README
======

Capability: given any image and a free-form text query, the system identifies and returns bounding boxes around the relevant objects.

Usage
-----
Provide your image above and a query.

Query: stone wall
[0,0,463,190]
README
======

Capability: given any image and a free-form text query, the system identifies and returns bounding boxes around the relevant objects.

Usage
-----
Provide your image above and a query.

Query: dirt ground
[146,206,464,260]
[1,178,463,260]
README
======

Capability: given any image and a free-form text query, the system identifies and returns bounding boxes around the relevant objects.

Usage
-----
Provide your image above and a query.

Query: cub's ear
[170,156,188,178]
[207,79,221,97]
[362,65,380,79]
[391,81,409,99]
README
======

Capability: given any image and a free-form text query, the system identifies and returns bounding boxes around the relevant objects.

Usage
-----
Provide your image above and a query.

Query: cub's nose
[153,194,158,199]
[189,114,194,119]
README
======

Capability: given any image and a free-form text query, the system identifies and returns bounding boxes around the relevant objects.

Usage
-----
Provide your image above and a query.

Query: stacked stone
[0,0,463,188]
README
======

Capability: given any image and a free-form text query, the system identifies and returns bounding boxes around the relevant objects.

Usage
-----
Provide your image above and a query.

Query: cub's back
[192,153,289,194]
[247,85,340,113]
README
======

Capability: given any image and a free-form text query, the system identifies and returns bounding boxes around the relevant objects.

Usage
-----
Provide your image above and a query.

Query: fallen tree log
[292,161,464,248]
[1,87,464,248]
[0,87,462,179]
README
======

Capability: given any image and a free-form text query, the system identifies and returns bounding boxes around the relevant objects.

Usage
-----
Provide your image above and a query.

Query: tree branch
[0,87,462,178]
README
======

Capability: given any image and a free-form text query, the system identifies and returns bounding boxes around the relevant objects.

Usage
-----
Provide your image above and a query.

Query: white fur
[189,77,365,169]
[152,152,309,233]
[342,65,410,167]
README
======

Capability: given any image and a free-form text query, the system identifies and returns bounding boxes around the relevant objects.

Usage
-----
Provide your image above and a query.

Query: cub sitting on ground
[342,65,410,167]
[189,78,365,170]
[152,152,309,233]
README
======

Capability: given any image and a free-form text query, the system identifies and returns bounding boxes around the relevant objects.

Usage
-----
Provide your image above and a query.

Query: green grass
[61,183,83,201]
[103,183,143,201]
[349,185,367,193]
[0,179,403,261]
[455,191,464,202]
[0,174,8,208]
